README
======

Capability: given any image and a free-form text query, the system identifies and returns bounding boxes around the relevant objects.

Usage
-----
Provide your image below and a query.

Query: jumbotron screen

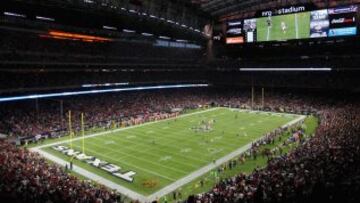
[225,4,358,44]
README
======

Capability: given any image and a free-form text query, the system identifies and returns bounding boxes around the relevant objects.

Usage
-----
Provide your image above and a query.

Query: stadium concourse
[0,89,360,203]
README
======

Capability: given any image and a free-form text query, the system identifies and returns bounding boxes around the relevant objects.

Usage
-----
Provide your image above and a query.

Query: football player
[281,21,288,34]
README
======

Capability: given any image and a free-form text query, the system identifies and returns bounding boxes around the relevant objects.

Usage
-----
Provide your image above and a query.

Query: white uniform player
[281,21,287,34]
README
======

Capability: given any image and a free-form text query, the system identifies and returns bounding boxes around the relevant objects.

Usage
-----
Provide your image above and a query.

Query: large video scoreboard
[225,4,358,44]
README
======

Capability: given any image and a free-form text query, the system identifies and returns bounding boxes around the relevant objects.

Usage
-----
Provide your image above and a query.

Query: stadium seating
[192,103,360,203]
[1,89,360,203]
[0,141,123,203]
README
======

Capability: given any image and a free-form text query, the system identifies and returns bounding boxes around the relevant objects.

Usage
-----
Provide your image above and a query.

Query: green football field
[257,12,310,42]
[43,108,300,196]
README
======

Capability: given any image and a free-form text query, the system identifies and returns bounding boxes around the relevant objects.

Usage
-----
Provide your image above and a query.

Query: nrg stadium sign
[259,5,309,17]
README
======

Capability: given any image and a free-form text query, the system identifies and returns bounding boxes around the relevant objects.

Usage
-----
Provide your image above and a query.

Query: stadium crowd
[0,88,359,203]
[191,103,360,203]
[0,89,249,140]
[0,140,123,203]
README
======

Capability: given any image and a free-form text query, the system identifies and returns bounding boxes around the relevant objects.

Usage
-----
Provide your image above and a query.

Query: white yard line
[147,114,306,201]
[77,140,191,175]
[295,13,299,39]
[59,145,178,182]
[32,107,220,150]
[30,108,306,203]
[102,121,251,159]
[267,25,271,41]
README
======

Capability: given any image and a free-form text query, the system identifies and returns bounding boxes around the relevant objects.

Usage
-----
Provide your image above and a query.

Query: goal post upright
[81,113,85,154]
[68,110,73,150]
[251,86,255,110]
[262,87,265,110]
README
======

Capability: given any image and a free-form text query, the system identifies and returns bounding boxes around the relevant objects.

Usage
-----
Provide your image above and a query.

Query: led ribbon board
[0,84,209,103]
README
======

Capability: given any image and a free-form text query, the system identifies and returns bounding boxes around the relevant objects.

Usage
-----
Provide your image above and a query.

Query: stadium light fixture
[36,16,55,21]
[47,31,112,42]
[0,84,209,103]
[159,36,171,40]
[123,29,136,33]
[239,68,332,72]
[103,26,117,31]
[4,11,26,18]
[141,32,153,37]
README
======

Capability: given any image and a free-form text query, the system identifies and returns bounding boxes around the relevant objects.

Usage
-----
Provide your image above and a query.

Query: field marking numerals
[180,148,192,153]
[207,147,223,155]
[198,142,206,146]
[105,140,116,145]
[159,156,172,162]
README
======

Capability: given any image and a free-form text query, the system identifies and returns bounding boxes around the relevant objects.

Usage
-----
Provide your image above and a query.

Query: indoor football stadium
[0,0,360,203]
